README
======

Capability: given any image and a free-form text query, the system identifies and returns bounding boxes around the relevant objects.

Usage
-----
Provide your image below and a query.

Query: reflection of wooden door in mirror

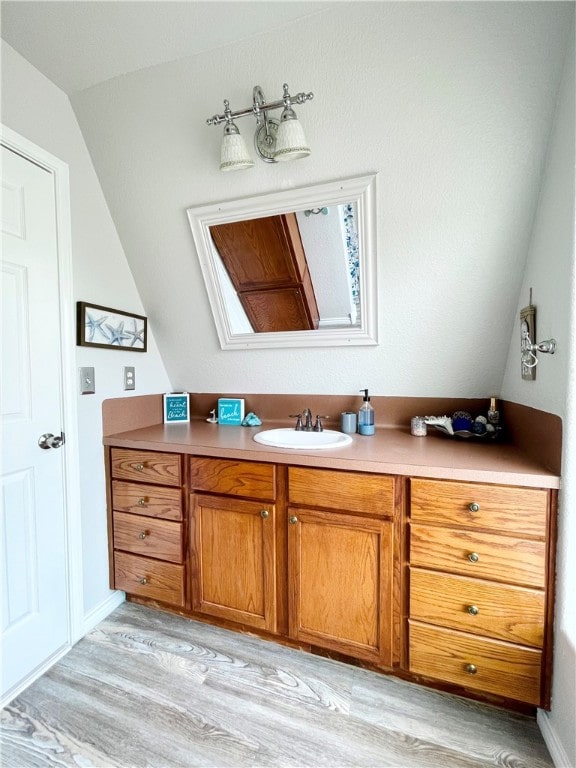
[210,213,319,332]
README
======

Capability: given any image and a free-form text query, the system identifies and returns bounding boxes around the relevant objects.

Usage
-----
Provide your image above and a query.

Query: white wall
[70,2,573,397]
[1,41,171,623]
[502,25,576,768]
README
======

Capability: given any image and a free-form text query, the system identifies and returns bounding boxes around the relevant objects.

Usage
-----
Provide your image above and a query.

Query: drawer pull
[135,463,145,472]
[467,605,479,616]
[260,509,270,519]
[138,531,148,540]
[468,502,480,513]
[468,552,479,563]
[137,498,147,506]
[289,515,299,525]
[138,576,148,585]
[465,663,478,675]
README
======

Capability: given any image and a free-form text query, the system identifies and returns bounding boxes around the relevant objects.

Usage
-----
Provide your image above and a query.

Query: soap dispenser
[358,389,375,435]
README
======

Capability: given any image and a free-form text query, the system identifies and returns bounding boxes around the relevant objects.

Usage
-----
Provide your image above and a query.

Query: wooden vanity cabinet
[105,444,557,711]
[109,449,186,608]
[188,457,280,633]
[407,478,554,707]
[287,467,396,666]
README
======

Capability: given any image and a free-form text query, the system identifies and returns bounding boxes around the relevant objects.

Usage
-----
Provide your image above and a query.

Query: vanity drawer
[289,467,395,517]
[114,551,185,606]
[410,479,548,538]
[410,568,544,647]
[111,449,182,487]
[112,480,182,520]
[410,525,546,588]
[408,621,542,705]
[113,511,183,563]
[189,457,276,500]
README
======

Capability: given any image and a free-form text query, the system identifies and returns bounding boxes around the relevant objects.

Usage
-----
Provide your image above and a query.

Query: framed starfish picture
[77,302,147,352]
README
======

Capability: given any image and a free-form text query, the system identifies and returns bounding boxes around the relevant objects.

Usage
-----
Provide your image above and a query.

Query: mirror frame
[187,173,378,350]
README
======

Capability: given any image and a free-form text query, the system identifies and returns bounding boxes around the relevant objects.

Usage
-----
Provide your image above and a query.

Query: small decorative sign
[218,398,245,426]
[163,393,190,423]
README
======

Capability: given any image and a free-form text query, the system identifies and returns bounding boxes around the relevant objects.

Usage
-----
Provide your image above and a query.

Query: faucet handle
[289,414,303,431]
[313,415,330,432]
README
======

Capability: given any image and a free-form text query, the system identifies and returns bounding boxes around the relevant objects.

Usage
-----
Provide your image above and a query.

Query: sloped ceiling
[0,1,334,94]
[2,2,573,397]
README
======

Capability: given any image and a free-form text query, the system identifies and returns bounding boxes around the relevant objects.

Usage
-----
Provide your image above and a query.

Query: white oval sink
[253,428,353,450]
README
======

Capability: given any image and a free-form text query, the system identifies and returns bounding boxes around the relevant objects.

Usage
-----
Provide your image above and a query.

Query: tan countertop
[103,419,560,489]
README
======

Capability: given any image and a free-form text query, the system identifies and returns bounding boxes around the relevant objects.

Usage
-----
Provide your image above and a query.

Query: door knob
[38,432,65,450]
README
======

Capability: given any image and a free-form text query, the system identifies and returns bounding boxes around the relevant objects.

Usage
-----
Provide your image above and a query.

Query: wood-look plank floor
[1,603,553,768]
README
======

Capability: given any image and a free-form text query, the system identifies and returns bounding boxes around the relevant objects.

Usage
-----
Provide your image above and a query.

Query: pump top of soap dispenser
[360,388,370,401]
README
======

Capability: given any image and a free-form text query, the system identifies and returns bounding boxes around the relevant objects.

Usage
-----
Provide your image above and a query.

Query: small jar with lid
[411,416,427,437]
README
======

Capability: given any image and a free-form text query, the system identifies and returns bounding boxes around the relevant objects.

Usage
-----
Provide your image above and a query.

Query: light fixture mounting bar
[206,88,313,126]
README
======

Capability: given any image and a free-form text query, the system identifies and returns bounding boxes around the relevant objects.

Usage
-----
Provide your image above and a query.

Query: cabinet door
[190,494,277,633]
[288,507,394,665]
[209,214,319,331]
[240,287,318,333]
[210,214,304,289]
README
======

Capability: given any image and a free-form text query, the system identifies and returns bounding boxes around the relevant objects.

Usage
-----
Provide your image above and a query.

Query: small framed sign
[218,398,245,426]
[163,393,190,423]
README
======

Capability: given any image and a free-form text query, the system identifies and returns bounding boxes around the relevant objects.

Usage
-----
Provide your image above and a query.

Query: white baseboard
[1,591,126,709]
[80,590,126,636]
[0,643,71,709]
[538,709,574,768]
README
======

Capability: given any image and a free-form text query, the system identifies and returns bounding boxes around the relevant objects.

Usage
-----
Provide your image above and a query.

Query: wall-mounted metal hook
[521,327,557,369]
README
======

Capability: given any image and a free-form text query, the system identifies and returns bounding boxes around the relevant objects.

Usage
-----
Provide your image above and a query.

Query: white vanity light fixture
[219,104,254,172]
[206,84,313,171]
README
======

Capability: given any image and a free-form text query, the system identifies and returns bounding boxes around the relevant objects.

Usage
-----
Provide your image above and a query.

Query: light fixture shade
[273,116,310,161]
[219,125,254,171]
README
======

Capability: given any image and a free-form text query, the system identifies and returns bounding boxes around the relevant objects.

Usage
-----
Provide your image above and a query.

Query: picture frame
[163,393,190,424]
[77,302,147,351]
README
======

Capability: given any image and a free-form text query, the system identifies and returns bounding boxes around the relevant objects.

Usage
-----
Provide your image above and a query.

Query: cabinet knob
[468,502,480,513]
[135,463,144,472]
[137,498,146,506]
[467,605,479,616]
[468,552,479,563]
[138,531,147,540]
[260,509,269,519]
[289,515,298,525]
[465,663,478,675]
[139,576,148,585]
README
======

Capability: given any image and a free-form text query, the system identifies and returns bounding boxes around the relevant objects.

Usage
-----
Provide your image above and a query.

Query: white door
[1,144,70,698]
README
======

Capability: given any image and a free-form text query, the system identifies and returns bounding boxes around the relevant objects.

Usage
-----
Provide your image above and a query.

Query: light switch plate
[123,366,135,390]
[80,367,95,395]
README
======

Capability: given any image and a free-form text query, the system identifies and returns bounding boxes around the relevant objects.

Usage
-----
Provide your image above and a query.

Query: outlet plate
[80,367,95,395]
[124,366,135,390]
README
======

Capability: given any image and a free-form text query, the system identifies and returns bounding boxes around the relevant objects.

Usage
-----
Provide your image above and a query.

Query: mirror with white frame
[186,174,378,349]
